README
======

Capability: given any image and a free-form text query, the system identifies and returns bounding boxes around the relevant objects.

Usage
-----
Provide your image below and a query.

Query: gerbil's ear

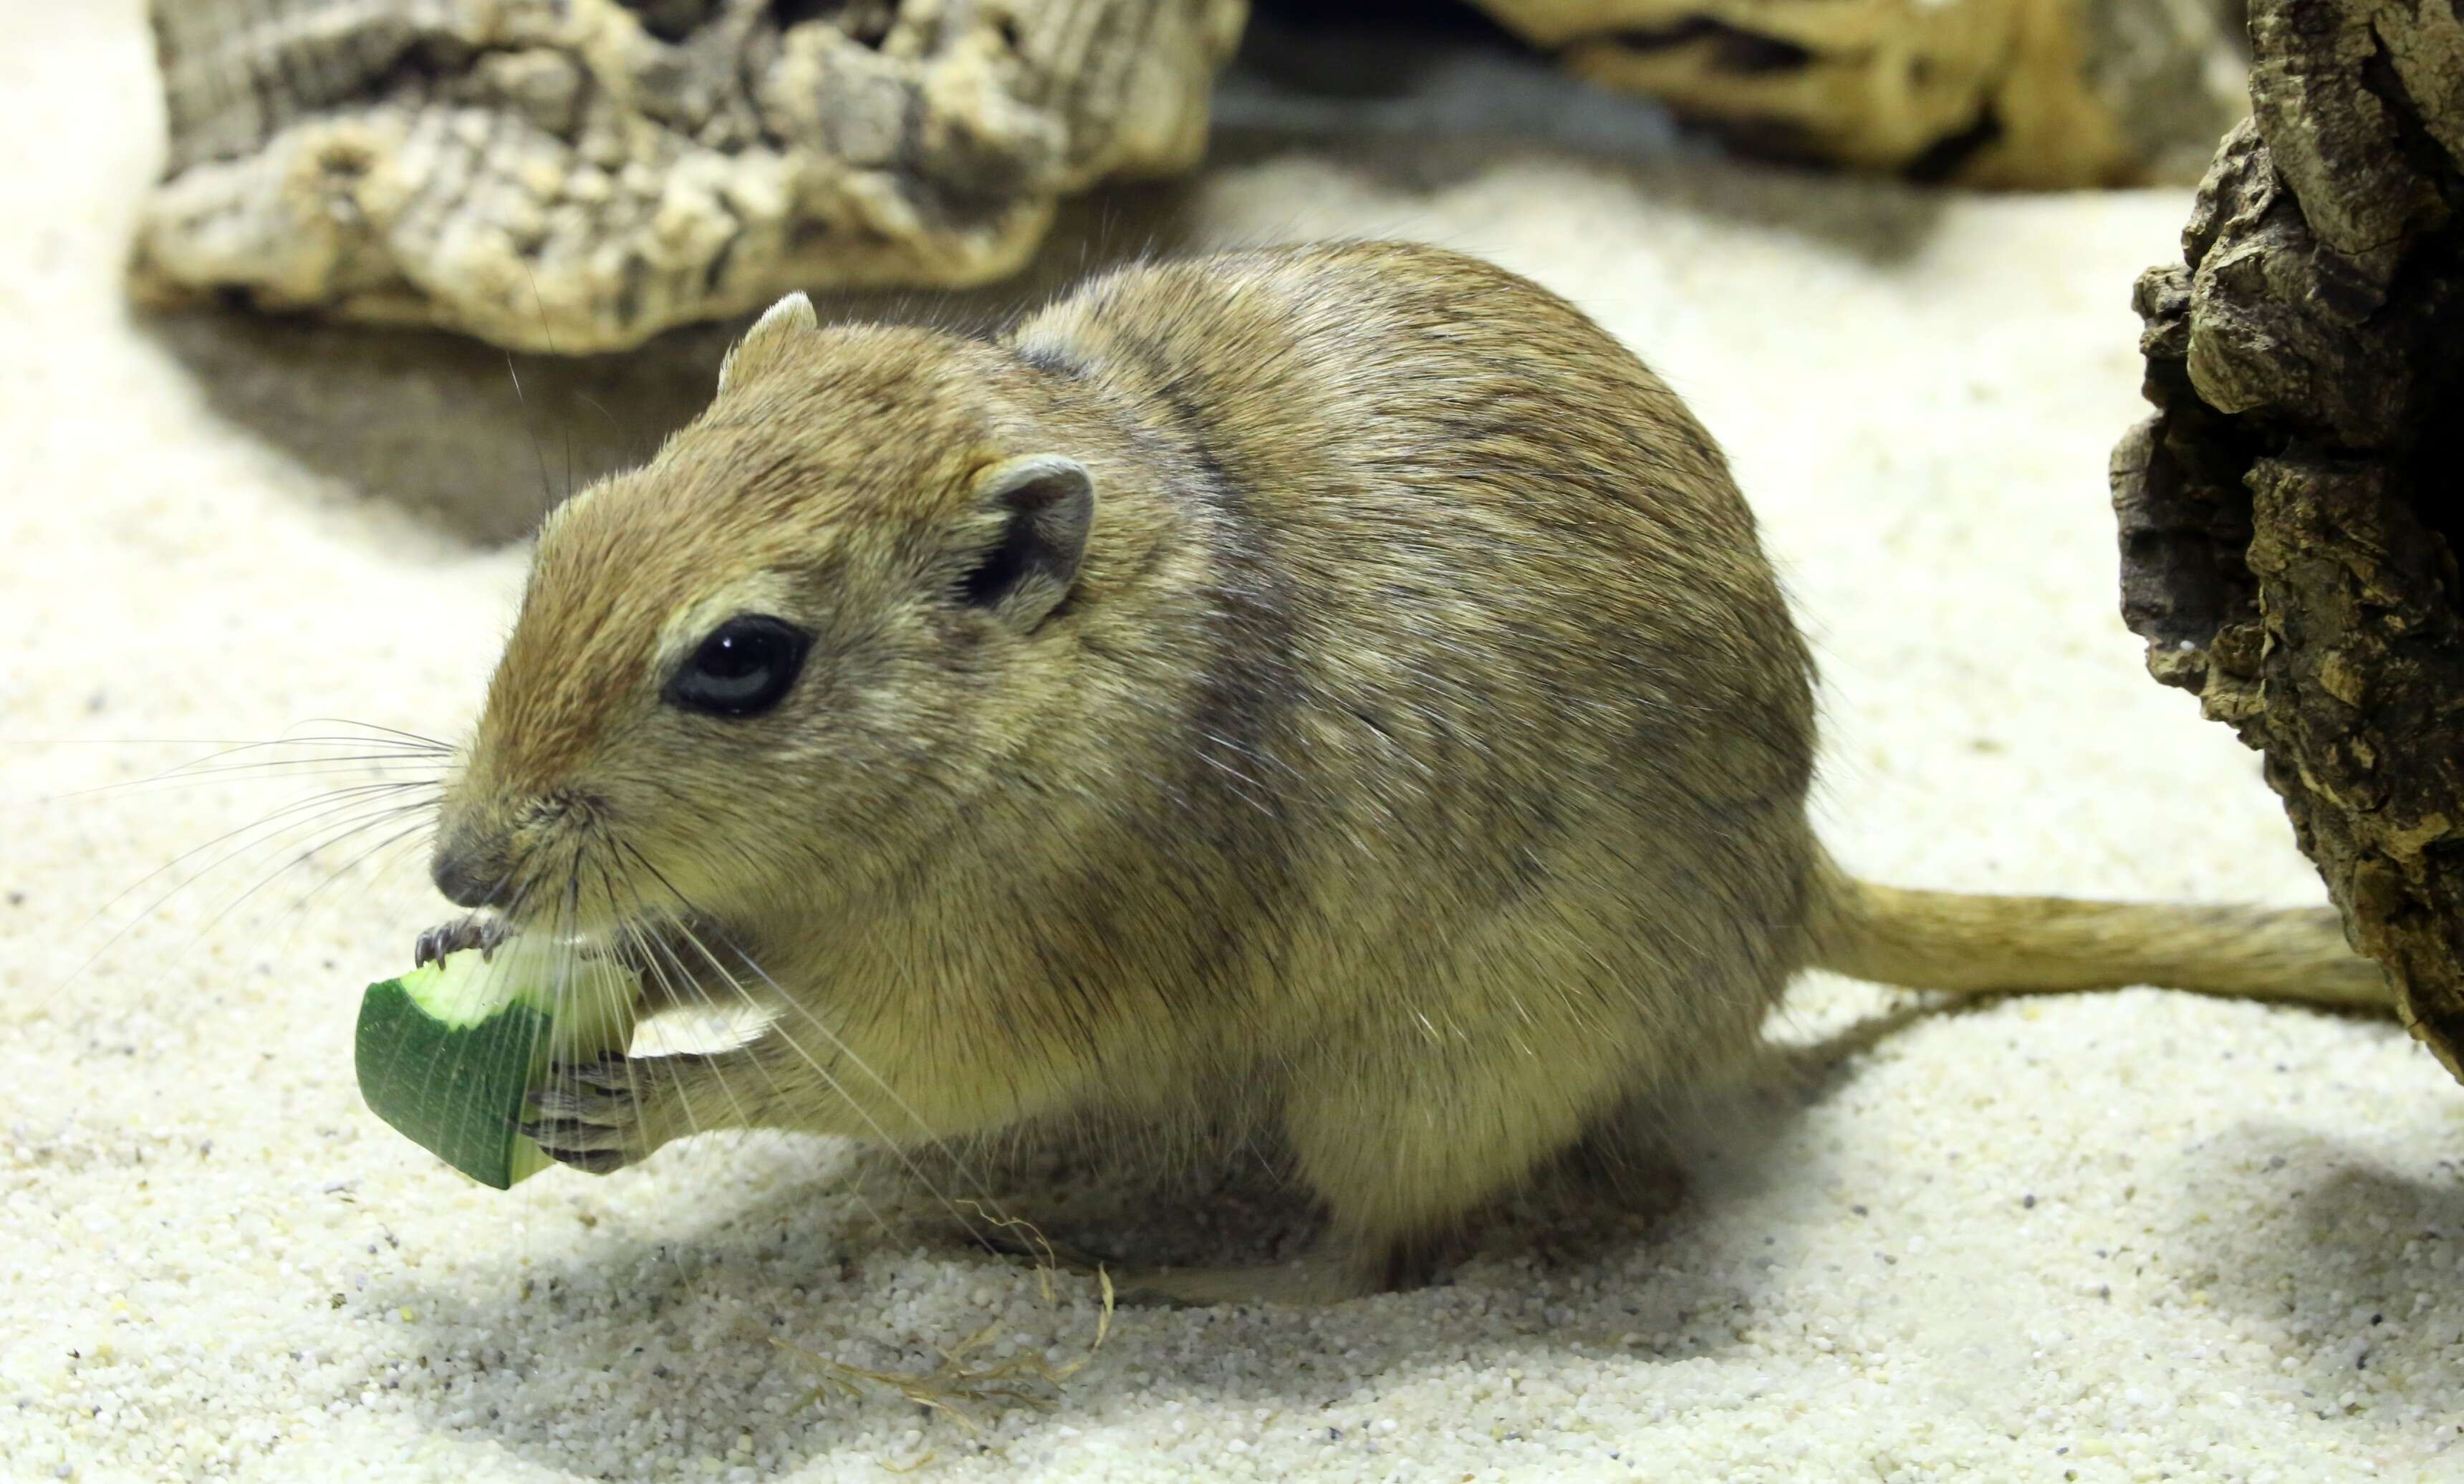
[716,292,818,394]
[957,454,1093,629]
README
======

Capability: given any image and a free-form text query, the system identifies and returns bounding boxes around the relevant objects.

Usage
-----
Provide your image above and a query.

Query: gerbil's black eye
[665,615,812,718]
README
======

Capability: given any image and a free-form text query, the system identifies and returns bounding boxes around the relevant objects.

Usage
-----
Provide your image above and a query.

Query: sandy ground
[4,5,2460,1482]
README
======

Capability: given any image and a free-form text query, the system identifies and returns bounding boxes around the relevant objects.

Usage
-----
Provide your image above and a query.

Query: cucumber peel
[355,938,640,1189]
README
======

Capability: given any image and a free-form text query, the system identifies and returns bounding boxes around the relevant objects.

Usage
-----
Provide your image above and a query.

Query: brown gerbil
[420,241,2384,1304]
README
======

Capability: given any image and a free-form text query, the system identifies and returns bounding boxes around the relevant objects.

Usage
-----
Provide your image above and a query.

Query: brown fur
[428,242,2386,1304]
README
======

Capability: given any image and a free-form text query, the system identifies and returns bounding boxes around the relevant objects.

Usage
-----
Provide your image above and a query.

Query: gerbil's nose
[430,832,516,910]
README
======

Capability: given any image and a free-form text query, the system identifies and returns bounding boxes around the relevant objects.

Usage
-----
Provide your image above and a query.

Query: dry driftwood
[1473,0,2254,186]
[2112,0,2463,1079]
[131,0,1246,352]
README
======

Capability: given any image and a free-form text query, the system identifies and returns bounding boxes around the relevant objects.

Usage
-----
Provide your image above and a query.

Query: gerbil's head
[428,294,1110,945]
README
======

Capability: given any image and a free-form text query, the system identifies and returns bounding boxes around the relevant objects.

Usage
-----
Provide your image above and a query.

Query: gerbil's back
[1009,242,1820,1034]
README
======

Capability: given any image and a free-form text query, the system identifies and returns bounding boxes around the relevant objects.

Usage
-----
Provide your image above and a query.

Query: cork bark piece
[2112,0,2464,1079]
[130,0,1246,352]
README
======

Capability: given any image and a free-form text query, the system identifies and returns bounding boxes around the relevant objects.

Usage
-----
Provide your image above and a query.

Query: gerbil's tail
[1806,855,2390,1011]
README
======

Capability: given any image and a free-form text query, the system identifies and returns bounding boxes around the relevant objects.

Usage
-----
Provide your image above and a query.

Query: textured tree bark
[2111,0,2463,1079]
[130,0,1246,352]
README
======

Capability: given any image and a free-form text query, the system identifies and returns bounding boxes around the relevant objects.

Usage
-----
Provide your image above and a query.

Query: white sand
[4,6,2460,1482]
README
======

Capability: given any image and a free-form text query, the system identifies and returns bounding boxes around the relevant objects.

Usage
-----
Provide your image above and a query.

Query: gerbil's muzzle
[430,824,518,910]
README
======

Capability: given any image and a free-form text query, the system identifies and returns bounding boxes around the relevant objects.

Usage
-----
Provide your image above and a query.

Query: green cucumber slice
[354,938,640,1189]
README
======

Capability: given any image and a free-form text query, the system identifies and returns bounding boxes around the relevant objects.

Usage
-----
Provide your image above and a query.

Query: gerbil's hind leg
[976,1221,1410,1308]
[1105,1233,1453,1309]
[1112,1028,1620,1308]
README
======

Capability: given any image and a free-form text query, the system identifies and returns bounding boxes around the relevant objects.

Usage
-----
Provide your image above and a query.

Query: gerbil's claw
[552,1148,630,1175]
[413,912,507,968]
[519,1053,652,1172]
[559,1053,638,1094]
[411,922,447,968]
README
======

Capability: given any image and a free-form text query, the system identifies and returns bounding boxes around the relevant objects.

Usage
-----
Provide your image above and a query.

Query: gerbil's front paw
[519,1054,670,1175]
[413,912,507,968]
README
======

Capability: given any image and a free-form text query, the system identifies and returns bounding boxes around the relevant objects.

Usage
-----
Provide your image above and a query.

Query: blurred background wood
[131,0,1247,352]
[1476,0,2251,187]
[129,0,2252,355]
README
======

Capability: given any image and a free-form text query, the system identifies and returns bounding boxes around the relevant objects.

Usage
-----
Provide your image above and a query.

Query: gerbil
[420,241,2384,1304]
